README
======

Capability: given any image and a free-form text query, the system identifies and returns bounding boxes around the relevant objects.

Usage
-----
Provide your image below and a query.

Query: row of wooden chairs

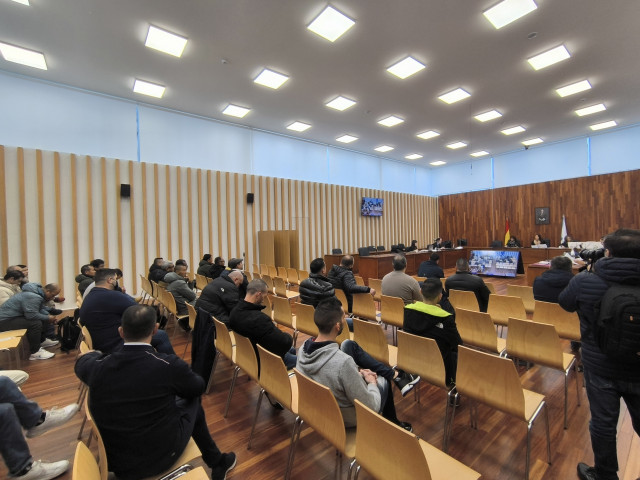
[251,263,309,287]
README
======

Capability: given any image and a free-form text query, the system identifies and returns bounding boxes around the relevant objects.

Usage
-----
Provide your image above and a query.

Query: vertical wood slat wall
[0,145,438,300]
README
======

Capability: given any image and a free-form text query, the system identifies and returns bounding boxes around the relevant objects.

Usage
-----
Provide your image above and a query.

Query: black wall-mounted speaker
[120,184,131,198]
[247,193,254,204]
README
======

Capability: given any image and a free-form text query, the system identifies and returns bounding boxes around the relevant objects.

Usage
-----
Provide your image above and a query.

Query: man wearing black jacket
[196,270,243,325]
[445,258,491,312]
[533,255,573,303]
[327,255,374,313]
[229,279,296,368]
[417,253,444,279]
[299,258,335,307]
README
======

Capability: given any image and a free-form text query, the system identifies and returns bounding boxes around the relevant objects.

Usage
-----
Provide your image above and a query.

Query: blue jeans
[0,376,43,475]
[584,367,640,480]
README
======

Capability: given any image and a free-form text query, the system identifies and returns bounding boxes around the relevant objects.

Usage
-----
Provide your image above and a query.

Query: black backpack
[594,283,640,362]
[57,308,81,352]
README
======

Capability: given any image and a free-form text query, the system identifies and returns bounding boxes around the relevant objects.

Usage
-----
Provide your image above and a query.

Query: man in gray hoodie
[296,297,415,430]
[0,282,61,360]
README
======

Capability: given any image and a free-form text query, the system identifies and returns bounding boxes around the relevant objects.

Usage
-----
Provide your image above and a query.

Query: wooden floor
[2,269,639,480]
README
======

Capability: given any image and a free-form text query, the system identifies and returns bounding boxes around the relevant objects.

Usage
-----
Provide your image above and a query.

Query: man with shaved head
[445,258,491,312]
[196,269,243,325]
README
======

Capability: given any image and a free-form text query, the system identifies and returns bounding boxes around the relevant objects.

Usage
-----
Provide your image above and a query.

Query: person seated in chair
[445,258,491,312]
[196,270,243,325]
[417,253,444,279]
[531,233,544,246]
[506,236,521,247]
[299,258,335,307]
[165,264,197,316]
[327,255,374,313]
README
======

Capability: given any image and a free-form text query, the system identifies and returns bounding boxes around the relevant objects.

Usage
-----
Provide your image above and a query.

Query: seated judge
[432,237,443,249]
[405,240,418,252]
[531,233,544,246]
[506,236,521,247]
[560,235,573,248]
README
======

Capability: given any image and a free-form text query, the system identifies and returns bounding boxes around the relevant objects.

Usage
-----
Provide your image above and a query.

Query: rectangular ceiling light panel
[430,160,446,166]
[416,130,440,140]
[446,141,467,149]
[287,121,311,132]
[145,25,188,57]
[575,103,606,116]
[133,79,165,98]
[326,95,356,111]
[377,115,404,127]
[0,41,47,69]
[438,88,471,104]
[336,134,358,143]
[470,151,489,157]
[405,153,423,160]
[522,137,543,145]
[501,125,525,135]
[307,6,355,42]
[223,104,251,118]
[254,68,289,89]
[375,145,394,152]
[590,120,617,131]
[474,109,502,122]
[555,80,591,97]
[483,0,538,29]
[527,45,571,70]
[386,56,426,79]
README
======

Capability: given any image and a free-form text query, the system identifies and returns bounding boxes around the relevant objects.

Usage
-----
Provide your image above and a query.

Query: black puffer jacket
[445,271,491,312]
[299,273,335,307]
[559,256,640,381]
[533,268,573,303]
[195,275,239,325]
[327,265,370,312]
[75,274,94,296]
[417,260,444,279]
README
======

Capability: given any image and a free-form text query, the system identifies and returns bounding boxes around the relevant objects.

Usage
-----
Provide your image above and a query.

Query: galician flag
[504,219,511,246]
[561,215,567,244]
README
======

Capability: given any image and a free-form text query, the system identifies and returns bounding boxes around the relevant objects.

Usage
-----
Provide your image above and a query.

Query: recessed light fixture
[474,110,502,122]
[374,145,394,153]
[590,120,617,131]
[10,0,30,5]
[287,121,311,132]
[405,154,423,160]
[527,45,571,70]
[222,104,251,118]
[133,79,165,98]
[386,56,426,79]
[416,130,440,140]
[522,137,543,146]
[336,134,358,143]
[483,0,538,29]
[470,151,489,157]
[144,25,188,57]
[430,160,447,166]
[325,95,356,111]
[575,103,606,116]
[438,88,471,104]
[446,141,467,149]
[555,80,591,97]
[307,5,355,42]
[501,125,526,135]
[377,115,404,127]
[254,68,289,89]
[0,41,47,69]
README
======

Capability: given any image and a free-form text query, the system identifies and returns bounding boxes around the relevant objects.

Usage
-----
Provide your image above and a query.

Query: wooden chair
[262,274,275,292]
[295,303,318,339]
[533,300,580,341]
[206,319,236,394]
[352,293,380,323]
[487,293,527,328]
[446,346,551,479]
[139,275,153,304]
[352,400,480,480]
[181,303,198,359]
[506,317,580,429]
[286,267,300,286]
[248,346,299,452]
[287,369,357,480]
[352,318,397,367]
[252,263,260,275]
[380,295,404,345]
[163,291,190,337]
[354,275,365,286]
[268,265,278,278]
[297,269,309,282]
[411,275,427,283]
[448,289,479,312]
[263,293,274,319]
[485,281,497,294]
[186,271,195,282]
[195,274,209,292]
[277,266,288,282]
[272,296,298,344]
[455,308,506,356]
[274,276,300,300]
[335,289,349,313]
[368,278,382,305]
[396,331,453,445]
[224,332,259,417]
[260,264,269,276]
[81,326,93,349]
[507,285,535,314]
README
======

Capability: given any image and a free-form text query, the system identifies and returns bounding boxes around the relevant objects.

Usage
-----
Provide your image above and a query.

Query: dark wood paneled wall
[438,169,640,247]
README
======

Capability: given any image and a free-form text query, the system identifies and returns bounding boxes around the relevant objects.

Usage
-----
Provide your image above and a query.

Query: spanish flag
[504,219,511,246]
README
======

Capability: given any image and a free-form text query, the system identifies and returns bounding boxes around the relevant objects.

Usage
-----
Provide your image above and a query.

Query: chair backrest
[262,274,274,290]
[294,368,347,452]
[533,300,580,340]
[267,265,278,278]
[195,274,208,291]
[273,276,288,297]
[277,266,288,280]
[353,318,389,364]
[352,293,377,322]
[272,295,295,329]
[164,290,179,316]
[79,340,90,355]
[72,441,101,480]
[298,269,309,282]
[286,268,299,285]
[295,303,318,337]
[332,248,343,254]
[380,295,404,328]
[485,282,497,294]
[81,326,93,349]
[260,264,269,276]
[455,308,501,353]
[150,280,159,301]
[456,346,527,420]
[334,289,349,312]
[490,240,503,248]
[263,293,274,318]
[233,332,259,382]
[358,247,371,257]
[506,284,535,313]
[258,345,296,412]
[412,276,427,283]
[487,294,527,325]
[449,289,479,312]
[377,246,385,251]
[354,400,432,480]
[252,263,260,275]
[186,303,197,330]
[396,331,447,389]
[368,278,382,302]
[213,318,234,360]
[353,275,365,286]
[506,317,564,369]
[368,246,376,252]
[140,275,152,296]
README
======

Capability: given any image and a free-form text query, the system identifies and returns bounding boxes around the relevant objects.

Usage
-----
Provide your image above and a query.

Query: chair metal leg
[575,363,581,406]
[223,366,240,417]
[544,403,551,463]
[205,351,220,394]
[284,417,303,480]
[347,458,356,480]
[526,422,532,480]
[564,369,569,429]
[353,464,361,480]
[443,389,458,452]
[247,389,265,449]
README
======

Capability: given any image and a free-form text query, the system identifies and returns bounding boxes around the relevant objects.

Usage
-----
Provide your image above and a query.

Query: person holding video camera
[559,229,640,480]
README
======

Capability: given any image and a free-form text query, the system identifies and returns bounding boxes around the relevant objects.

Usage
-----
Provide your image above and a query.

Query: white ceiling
[1,0,639,168]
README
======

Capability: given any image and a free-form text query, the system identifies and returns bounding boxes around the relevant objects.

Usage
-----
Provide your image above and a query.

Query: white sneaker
[40,338,59,348]
[16,460,69,480]
[26,404,79,438]
[29,348,55,361]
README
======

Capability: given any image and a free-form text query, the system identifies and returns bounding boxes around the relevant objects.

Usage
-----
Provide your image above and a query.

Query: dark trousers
[0,317,43,354]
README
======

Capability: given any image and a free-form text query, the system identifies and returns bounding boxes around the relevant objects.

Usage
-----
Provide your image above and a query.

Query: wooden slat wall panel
[439,169,640,247]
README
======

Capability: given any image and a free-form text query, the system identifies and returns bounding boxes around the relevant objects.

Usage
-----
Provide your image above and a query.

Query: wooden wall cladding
[438,169,640,247]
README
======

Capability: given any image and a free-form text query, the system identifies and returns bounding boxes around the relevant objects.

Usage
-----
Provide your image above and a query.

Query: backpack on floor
[57,309,81,352]
[594,283,640,363]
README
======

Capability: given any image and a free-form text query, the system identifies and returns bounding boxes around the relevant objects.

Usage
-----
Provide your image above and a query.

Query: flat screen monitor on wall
[468,250,521,278]
[361,197,383,217]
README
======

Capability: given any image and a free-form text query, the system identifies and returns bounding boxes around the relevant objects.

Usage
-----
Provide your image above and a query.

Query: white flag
[561,215,567,245]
